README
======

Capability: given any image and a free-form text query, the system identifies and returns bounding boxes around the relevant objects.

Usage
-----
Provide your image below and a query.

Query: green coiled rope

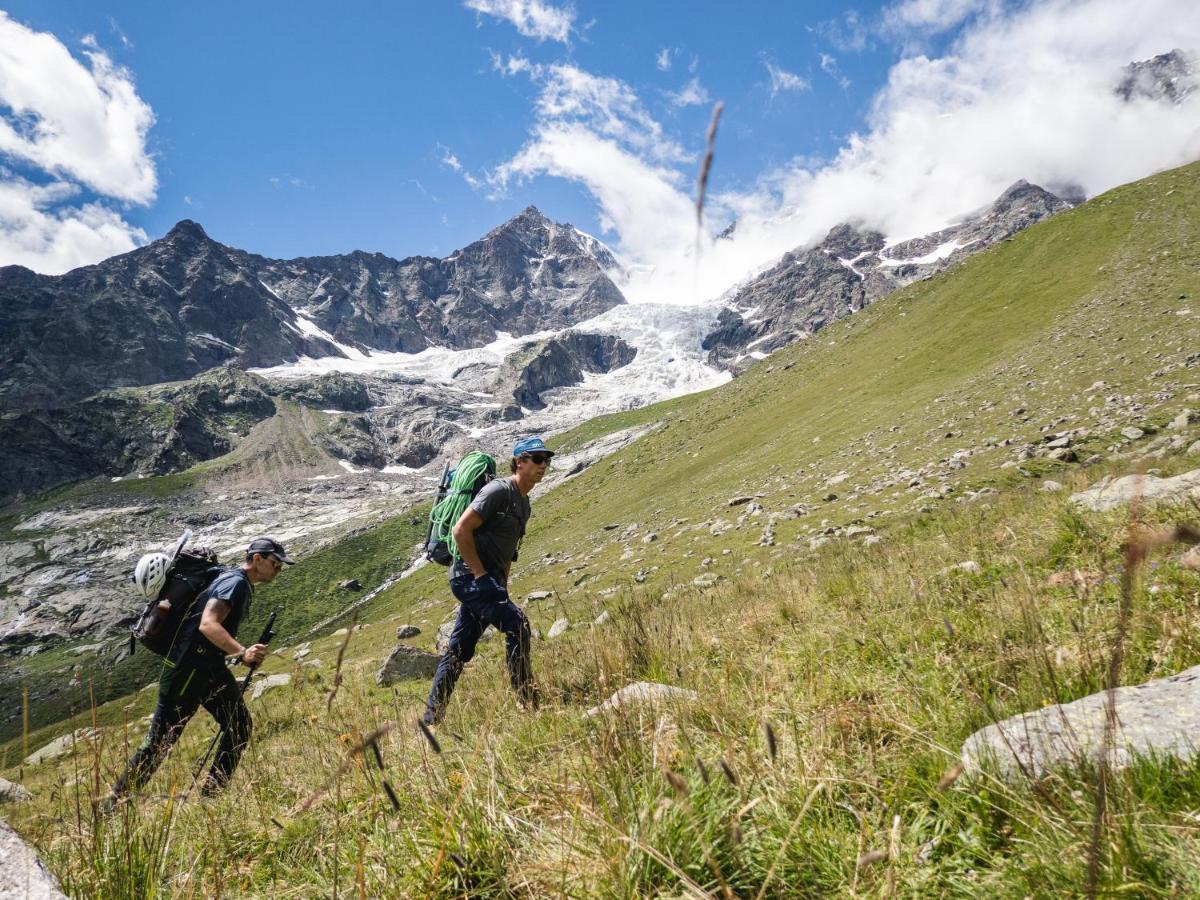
[428,451,496,561]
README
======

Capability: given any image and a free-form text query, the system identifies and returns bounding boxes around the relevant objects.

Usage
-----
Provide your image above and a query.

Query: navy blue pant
[423,571,534,723]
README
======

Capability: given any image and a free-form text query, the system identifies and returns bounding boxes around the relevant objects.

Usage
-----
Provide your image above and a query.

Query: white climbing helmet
[133,552,171,598]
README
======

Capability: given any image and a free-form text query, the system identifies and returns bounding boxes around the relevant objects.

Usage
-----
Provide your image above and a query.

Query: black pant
[424,571,534,723]
[111,654,251,797]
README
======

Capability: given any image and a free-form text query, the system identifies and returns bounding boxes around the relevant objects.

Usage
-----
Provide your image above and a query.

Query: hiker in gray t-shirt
[423,436,553,725]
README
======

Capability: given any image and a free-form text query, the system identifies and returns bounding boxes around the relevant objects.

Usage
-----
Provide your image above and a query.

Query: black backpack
[131,547,225,656]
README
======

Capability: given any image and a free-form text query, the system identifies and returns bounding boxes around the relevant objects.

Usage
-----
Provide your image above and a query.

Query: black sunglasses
[524,453,552,465]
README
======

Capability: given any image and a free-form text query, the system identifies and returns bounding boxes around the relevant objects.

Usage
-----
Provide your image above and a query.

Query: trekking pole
[189,610,278,792]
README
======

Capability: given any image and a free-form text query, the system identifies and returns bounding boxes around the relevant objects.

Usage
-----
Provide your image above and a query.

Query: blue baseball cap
[513,436,554,457]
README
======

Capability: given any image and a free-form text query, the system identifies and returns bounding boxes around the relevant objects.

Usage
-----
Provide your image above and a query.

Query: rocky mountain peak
[1116,49,1196,105]
[987,180,1069,215]
[487,205,553,246]
[820,223,887,258]
[165,219,211,242]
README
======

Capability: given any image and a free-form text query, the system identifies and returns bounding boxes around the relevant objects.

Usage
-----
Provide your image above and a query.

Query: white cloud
[0,14,155,202]
[438,144,484,189]
[819,52,851,89]
[490,50,538,77]
[656,48,674,71]
[814,10,872,53]
[493,123,695,262]
[0,13,156,273]
[0,172,147,273]
[666,76,711,108]
[269,174,311,189]
[764,61,811,96]
[464,0,574,44]
[882,0,993,35]
[486,0,1200,310]
[532,64,688,161]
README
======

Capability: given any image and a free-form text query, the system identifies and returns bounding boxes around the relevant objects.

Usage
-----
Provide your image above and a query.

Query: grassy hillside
[5,161,1200,896]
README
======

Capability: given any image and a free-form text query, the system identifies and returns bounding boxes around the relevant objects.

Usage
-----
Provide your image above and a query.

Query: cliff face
[0,208,626,413]
[703,181,1076,369]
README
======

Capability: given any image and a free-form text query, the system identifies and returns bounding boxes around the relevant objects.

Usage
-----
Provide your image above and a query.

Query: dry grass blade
[382,780,400,812]
[662,768,689,796]
[935,762,965,792]
[694,101,724,227]
[368,737,384,770]
[719,758,739,786]
[754,781,825,899]
[291,723,394,814]
[417,718,442,754]
[326,617,356,713]
[857,849,887,869]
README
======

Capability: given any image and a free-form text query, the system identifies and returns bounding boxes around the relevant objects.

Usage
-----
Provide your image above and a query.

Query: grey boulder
[0,777,33,803]
[0,819,68,899]
[1070,469,1200,512]
[584,681,699,718]
[251,673,292,700]
[961,663,1200,779]
[377,645,440,685]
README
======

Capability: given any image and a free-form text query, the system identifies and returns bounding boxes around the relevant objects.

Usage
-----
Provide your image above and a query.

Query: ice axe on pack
[189,609,278,795]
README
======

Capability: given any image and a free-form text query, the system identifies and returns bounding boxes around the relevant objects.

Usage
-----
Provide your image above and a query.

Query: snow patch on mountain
[518,302,730,430]
[877,238,970,267]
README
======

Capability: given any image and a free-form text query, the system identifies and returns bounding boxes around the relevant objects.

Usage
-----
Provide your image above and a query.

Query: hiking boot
[99,792,123,817]
[421,707,443,727]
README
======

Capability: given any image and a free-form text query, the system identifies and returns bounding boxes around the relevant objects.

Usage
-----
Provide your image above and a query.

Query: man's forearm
[199,620,244,656]
[454,529,486,576]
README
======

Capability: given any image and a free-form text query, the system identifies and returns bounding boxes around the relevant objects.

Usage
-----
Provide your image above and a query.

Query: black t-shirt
[452,477,530,581]
[171,568,253,664]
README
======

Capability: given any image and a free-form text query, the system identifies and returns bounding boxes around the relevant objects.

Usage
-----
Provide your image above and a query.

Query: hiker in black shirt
[423,436,552,725]
[106,537,293,805]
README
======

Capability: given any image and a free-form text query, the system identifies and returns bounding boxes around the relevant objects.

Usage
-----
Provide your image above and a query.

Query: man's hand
[242,643,268,667]
[473,574,505,597]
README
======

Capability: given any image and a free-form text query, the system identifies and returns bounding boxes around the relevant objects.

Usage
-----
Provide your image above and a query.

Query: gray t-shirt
[454,477,530,580]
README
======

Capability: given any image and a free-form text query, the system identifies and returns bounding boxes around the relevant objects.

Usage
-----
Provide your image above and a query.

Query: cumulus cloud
[464,0,574,44]
[0,13,155,273]
[666,76,711,108]
[487,64,697,268]
[0,171,147,274]
[882,0,994,36]
[532,64,688,161]
[486,0,1200,307]
[764,61,811,96]
[656,48,674,71]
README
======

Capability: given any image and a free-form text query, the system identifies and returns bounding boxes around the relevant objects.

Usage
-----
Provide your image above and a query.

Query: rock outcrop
[0,207,626,413]
[961,664,1200,779]
[584,681,699,718]
[0,819,68,899]
[0,367,277,501]
[1116,49,1196,105]
[493,332,637,410]
[703,181,1076,368]
[377,645,440,685]
[1070,469,1200,512]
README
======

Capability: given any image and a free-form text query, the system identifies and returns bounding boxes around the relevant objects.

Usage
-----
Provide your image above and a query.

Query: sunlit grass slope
[5,161,1200,896]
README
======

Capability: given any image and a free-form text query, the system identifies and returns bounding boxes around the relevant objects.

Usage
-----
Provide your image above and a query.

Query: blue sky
[1,1,1198,302]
